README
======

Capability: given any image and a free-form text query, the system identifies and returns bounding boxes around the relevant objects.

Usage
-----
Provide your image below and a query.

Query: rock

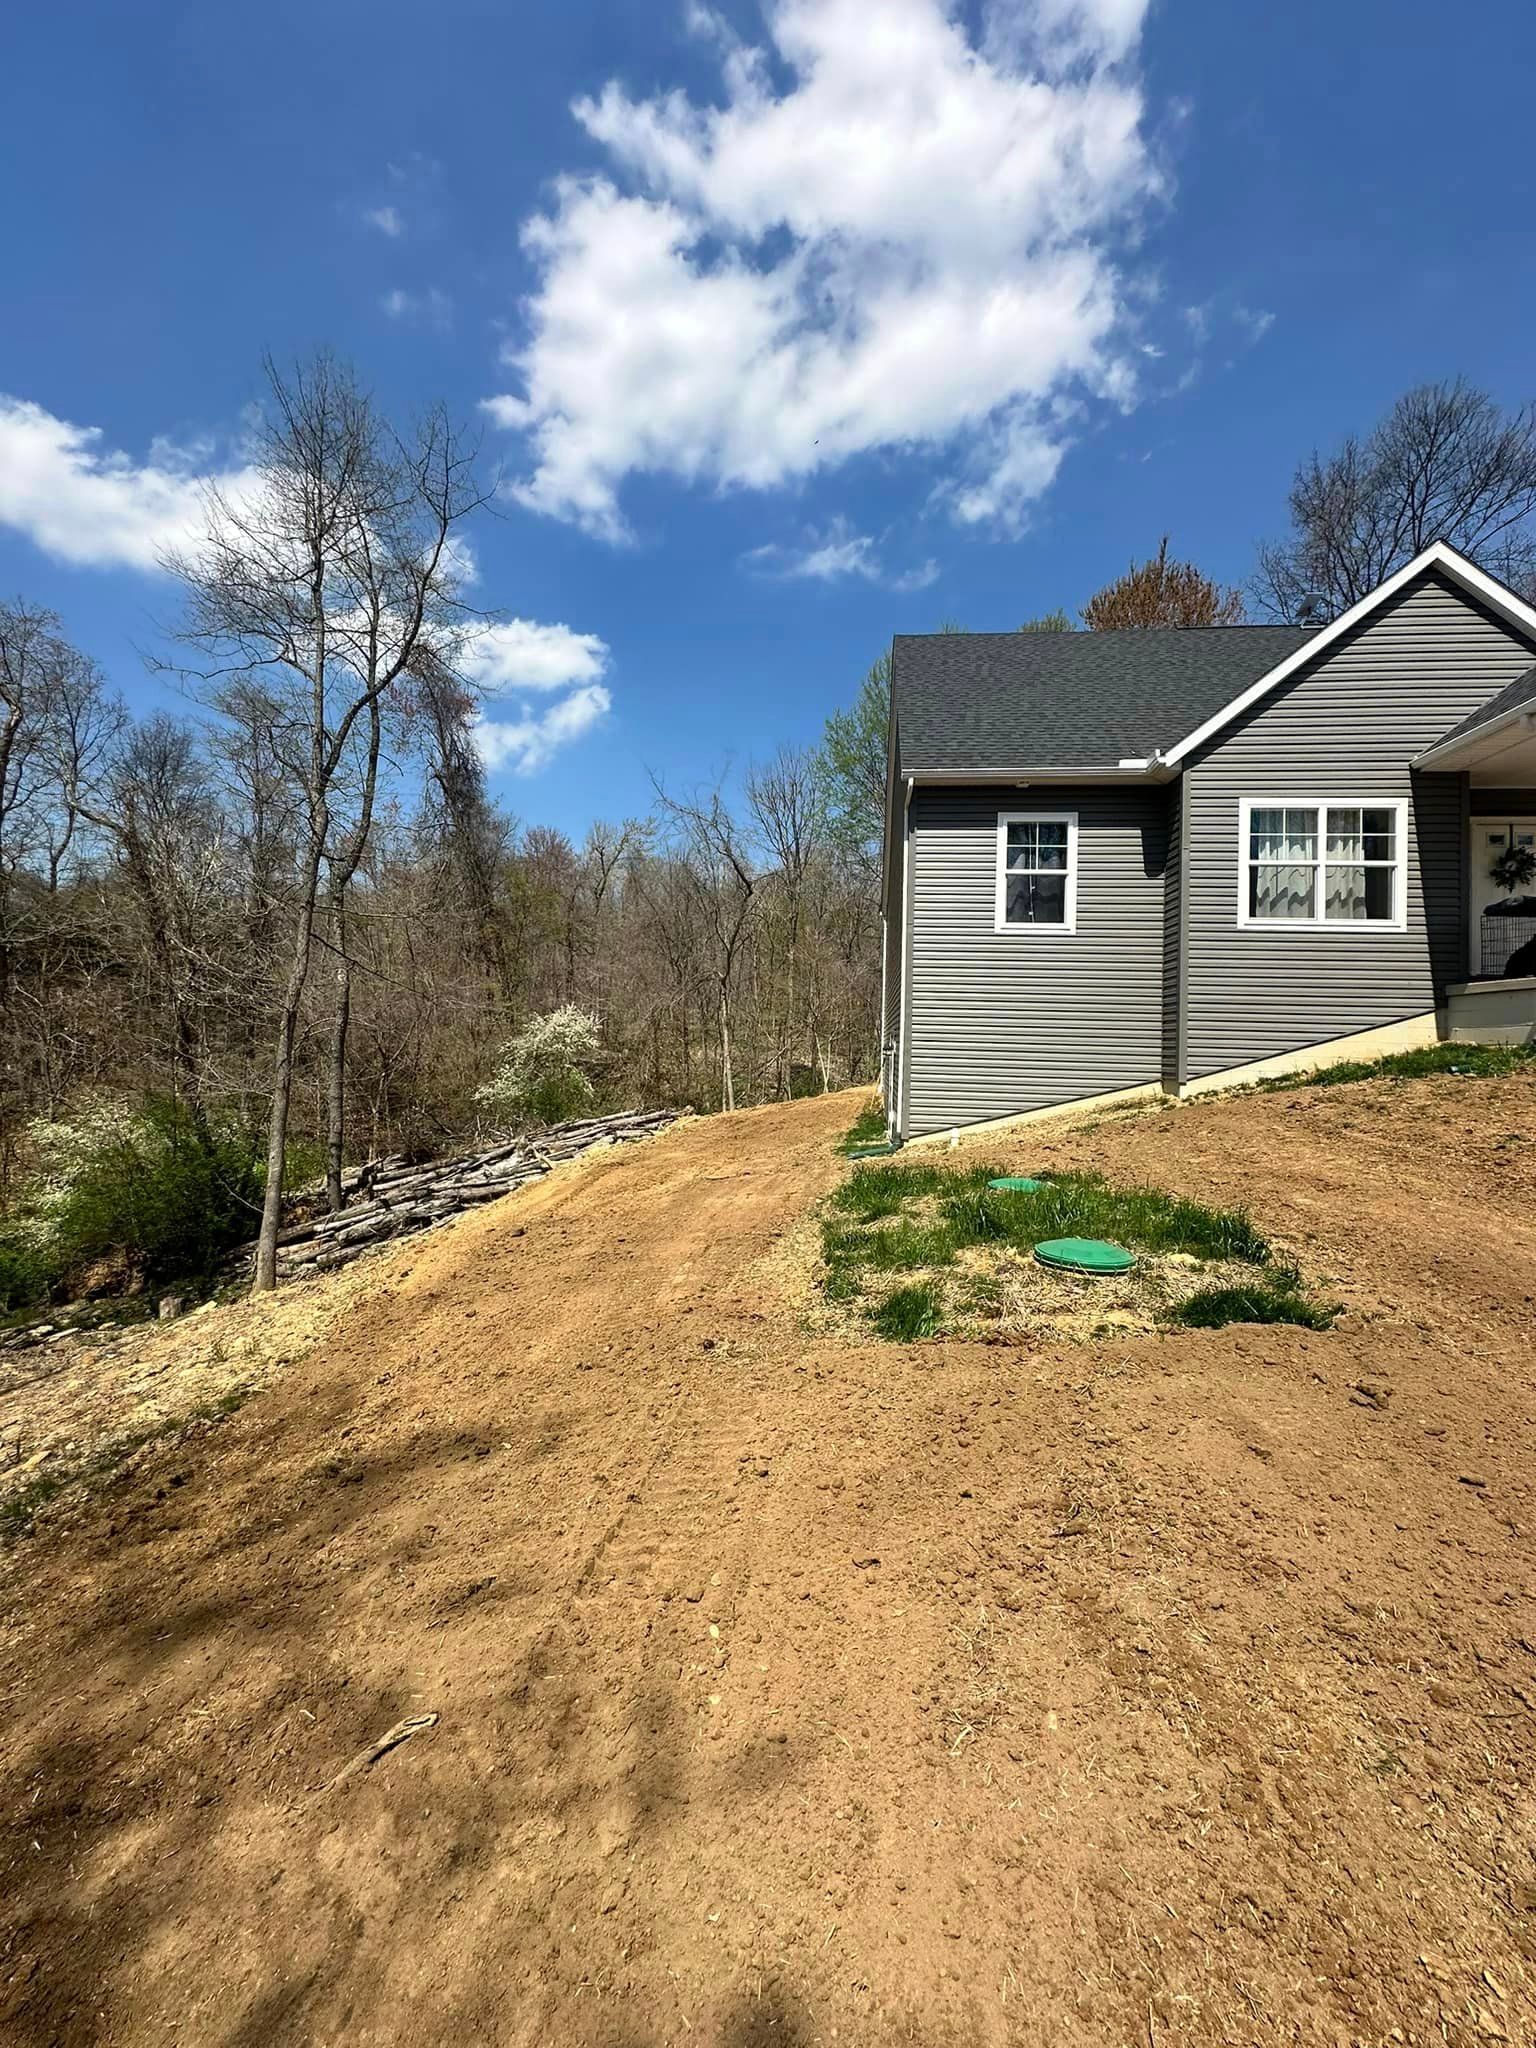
[158,1295,184,1322]
[1459,1473,1489,1489]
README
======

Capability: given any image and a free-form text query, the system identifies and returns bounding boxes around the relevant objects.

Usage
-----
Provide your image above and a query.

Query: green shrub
[0,1234,51,1316]
[870,1283,944,1341]
[475,1006,603,1127]
[2,1096,264,1305]
[1169,1281,1338,1331]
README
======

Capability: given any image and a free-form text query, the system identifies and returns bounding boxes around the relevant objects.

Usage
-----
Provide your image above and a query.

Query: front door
[1472,817,1536,975]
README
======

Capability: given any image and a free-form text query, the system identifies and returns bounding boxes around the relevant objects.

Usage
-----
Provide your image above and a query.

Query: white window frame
[1235,797,1408,933]
[995,810,1078,935]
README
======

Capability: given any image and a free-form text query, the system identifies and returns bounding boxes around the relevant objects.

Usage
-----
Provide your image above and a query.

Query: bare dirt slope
[3,1078,1536,2047]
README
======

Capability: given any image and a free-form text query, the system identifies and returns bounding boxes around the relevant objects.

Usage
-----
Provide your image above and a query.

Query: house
[879,541,1536,1141]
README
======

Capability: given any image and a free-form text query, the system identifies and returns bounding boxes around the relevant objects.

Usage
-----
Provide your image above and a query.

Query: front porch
[1446,974,1536,1046]
[1414,668,1536,983]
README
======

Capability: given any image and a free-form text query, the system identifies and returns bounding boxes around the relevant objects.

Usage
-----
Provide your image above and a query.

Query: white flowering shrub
[0,1095,265,1309]
[475,1006,603,1128]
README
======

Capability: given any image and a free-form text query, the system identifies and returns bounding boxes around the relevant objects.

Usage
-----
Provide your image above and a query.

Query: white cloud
[365,204,404,237]
[745,517,938,590]
[473,682,612,775]
[0,395,257,571]
[461,617,613,775]
[459,616,610,692]
[489,0,1158,540]
[0,395,614,778]
[381,286,453,331]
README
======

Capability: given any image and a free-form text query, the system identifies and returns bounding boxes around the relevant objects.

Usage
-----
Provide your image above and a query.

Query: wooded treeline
[0,601,880,1195]
[0,356,882,1303]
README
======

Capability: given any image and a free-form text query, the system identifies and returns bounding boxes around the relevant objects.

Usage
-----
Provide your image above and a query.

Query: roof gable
[1160,541,1536,767]
[891,542,1536,782]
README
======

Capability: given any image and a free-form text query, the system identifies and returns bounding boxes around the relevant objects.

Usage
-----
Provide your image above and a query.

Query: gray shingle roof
[1427,658,1536,749]
[891,626,1319,773]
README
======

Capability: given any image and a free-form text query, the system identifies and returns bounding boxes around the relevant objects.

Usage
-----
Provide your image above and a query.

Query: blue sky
[4,0,1536,836]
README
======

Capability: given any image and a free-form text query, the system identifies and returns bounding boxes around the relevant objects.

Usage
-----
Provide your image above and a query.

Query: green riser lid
[1034,1236,1136,1276]
[988,1176,1046,1192]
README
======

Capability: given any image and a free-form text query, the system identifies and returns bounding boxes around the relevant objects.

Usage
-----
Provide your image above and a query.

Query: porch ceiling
[1421,716,1536,785]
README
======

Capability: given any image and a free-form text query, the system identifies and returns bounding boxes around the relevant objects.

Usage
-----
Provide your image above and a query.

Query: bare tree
[1254,379,1536,622]
[747,746,825,1097]
[651,782,758,1112]
[411,649,515,1001]
[72,715,228,1133]
[1082,538,1246,629]
[166,352,489,1290]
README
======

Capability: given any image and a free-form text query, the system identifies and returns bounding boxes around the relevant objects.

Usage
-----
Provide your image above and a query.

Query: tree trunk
[253,846,323,1293]
[719,986,735,1113]
[324,880,352,1213]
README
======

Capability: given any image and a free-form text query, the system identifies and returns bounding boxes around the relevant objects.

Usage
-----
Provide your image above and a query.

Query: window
[996,811,1078,932]
[1238,799,1406,929]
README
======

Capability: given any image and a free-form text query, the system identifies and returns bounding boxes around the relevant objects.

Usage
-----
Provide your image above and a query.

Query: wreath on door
[1491,842,1536,894]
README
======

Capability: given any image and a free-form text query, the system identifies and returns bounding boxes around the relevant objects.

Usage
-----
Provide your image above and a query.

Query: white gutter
[905,756,1172,787]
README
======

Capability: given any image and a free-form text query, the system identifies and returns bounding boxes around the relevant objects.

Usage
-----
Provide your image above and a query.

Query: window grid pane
[1000,817,1072,927]
[1246,802,1399,923]
[1006,873,1067,924]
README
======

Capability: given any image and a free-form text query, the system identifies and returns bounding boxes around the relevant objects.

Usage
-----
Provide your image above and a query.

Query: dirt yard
[3,1075,1536,2047]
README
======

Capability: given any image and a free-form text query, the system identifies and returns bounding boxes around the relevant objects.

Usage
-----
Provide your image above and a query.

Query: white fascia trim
[1162,542,1536,771]
[1414,704,1536,770]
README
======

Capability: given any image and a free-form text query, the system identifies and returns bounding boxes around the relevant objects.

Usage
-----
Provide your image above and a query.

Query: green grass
[820,1157,1337,1340]
[828,1161,1268,1263]
[1168,1280,1339,1330]
[836,1097,891,1156]
[1263,1042,1536,1091]
[870,1282,945,1341]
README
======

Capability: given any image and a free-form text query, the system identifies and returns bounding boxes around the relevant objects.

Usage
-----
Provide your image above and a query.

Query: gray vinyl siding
[1161,782,1184,1089]
[1182,571,1536,1080]
[901,785,1168,1137]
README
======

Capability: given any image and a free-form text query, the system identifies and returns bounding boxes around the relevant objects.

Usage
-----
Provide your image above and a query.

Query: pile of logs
[231,1107,685,1284]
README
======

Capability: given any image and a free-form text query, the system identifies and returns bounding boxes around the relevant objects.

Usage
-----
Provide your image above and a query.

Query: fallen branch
[324,1712,440,1791]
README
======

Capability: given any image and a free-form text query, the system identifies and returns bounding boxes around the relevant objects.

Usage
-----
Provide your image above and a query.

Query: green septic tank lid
[989,1176,1045,1192]
[1034,1236,1135,1276]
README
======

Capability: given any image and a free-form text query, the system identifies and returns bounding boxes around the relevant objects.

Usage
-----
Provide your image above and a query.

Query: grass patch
[870,1282,944,1341]
[837,1096,891,1156]
[830,1161,1267,1263]
[819,1157,1335,1341]
[1169,1280,1338,1331]
[1263,1042,1536,1091]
